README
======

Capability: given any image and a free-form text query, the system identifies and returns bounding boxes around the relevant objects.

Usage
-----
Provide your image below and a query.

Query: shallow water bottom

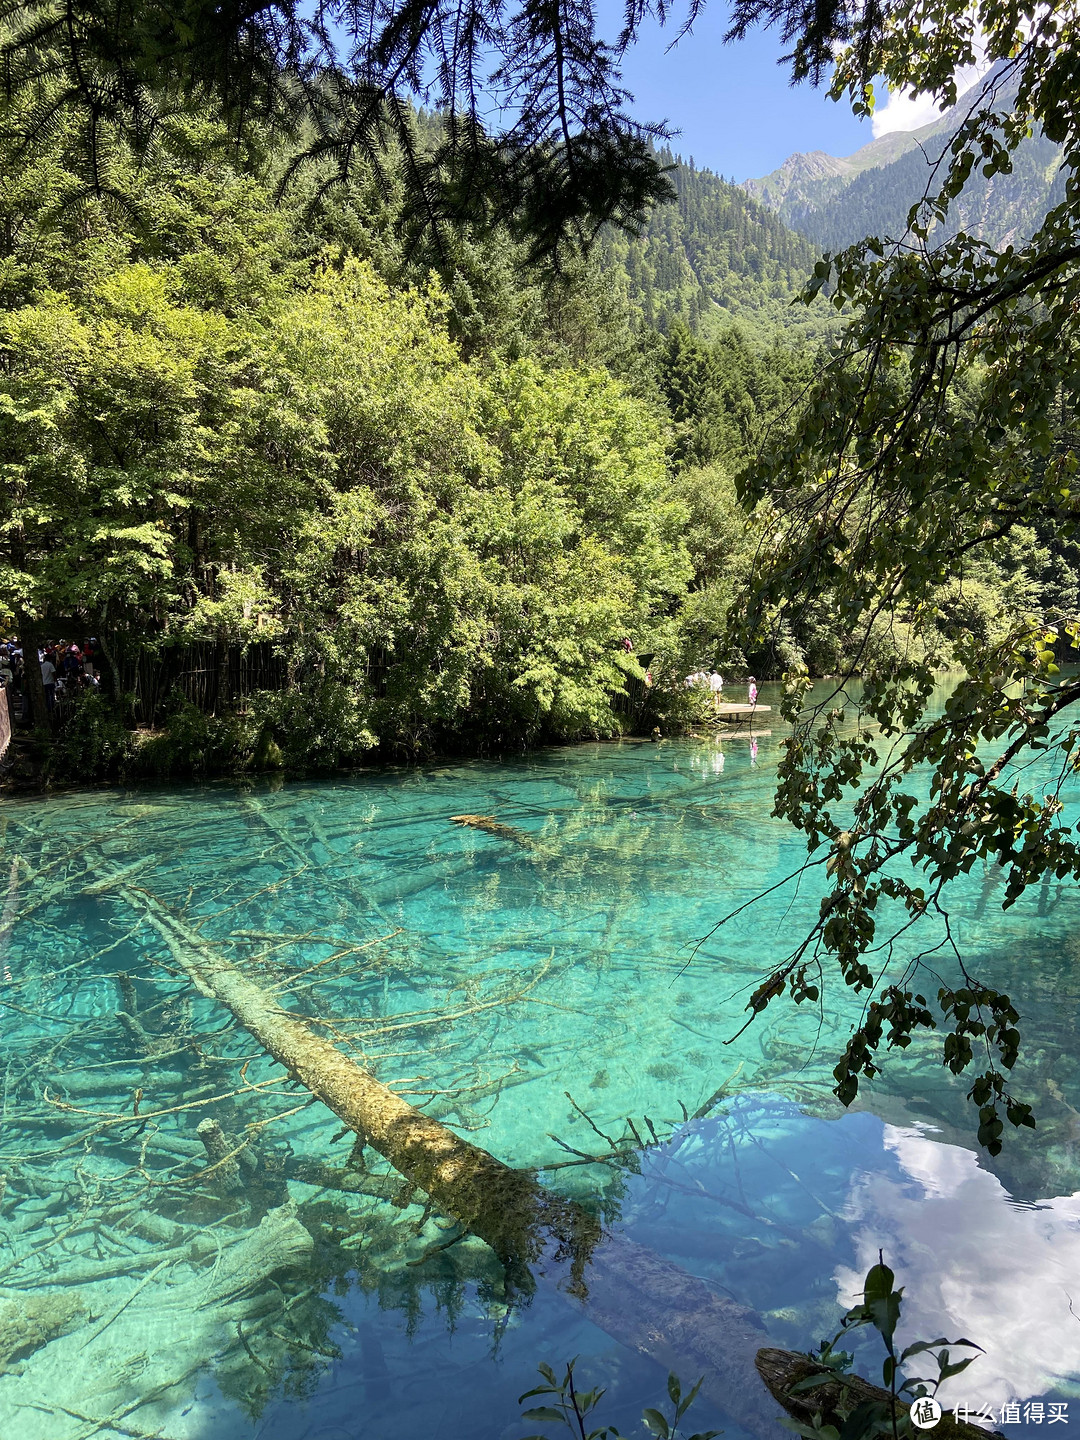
[2,721,1080,1437]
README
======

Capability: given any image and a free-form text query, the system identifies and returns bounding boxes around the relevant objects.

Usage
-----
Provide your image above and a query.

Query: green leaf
[779,1420,841,1440]
[838,1400,890,1440]
[642,1407,672,1438]
[577,1388,606,1413]
[899,1340,950,1362]
[938,1356,977,1381]
[678,1377,705,1419]
[788,1374,851,1396]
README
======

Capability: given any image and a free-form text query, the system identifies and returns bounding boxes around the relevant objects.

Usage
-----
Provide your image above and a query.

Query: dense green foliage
[2,87,1058,781]
[0,109,701,765]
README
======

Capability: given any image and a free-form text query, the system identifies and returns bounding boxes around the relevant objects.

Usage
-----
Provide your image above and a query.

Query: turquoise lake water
[1,686,1079,1439]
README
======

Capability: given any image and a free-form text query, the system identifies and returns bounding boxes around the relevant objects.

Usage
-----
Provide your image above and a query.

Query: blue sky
[596,3,923,180]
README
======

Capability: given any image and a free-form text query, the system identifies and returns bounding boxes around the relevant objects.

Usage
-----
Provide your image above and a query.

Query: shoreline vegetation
[4,89,1072,795]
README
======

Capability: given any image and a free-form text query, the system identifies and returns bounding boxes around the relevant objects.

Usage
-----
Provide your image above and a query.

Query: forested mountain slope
[598,150,832,343]
[744,71,1063,252]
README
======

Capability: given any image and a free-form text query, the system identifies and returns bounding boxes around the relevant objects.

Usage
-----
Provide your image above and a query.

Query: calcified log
[755,1349,1004,1440]
[559,1234,775,1433]
[121,884,594,1276]
[197,1203,313,1307]
[449,814,544,851]
[0,1293,85,1371]
[197,1117,244,1192]
[116,882,780,1438]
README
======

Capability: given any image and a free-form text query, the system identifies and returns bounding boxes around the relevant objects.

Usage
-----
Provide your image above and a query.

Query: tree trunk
[115,880,781,1439]
[121,885,594,1268]
[94,629,123,708]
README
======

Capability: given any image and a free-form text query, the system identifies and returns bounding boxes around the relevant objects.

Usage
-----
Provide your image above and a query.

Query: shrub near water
[133,688,378,778]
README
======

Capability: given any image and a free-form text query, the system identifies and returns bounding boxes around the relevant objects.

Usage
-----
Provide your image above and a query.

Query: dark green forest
[598,149,835,342]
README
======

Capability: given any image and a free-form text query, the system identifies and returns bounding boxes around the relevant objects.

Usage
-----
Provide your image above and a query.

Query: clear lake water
[1,679,1079,1439]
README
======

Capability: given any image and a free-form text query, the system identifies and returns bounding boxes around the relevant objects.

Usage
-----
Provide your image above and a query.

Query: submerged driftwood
[0,1204,313,1439]
[450,814,543,851]
[0,1293,85,1373]
[755,1349,1005,1440]
[114,880,781,1439]
[122,883,592,1273]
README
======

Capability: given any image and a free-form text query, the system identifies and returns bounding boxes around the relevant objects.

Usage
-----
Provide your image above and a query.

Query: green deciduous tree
[0,160,687,755]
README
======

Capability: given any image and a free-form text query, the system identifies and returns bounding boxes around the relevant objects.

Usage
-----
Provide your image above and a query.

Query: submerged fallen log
[121,884,590,1275]
[755,1348,1005,1440]
[113,880,779,1438]
[449,814,545,851]
[0,1293,85,1372]
[0,1204,313,1439]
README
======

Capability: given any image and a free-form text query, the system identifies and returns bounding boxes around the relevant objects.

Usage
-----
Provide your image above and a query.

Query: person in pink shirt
[748,676,758,706]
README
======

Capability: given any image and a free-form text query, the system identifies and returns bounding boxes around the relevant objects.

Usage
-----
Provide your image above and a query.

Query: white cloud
[871,87,956,136]
[871,54,991,137]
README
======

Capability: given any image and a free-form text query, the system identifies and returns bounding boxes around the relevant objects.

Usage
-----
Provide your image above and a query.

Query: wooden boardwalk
[712,703,770,719]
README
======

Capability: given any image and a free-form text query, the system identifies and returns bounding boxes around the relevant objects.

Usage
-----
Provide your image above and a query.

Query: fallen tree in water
[113,878,781,1439]
[450,813,549,852]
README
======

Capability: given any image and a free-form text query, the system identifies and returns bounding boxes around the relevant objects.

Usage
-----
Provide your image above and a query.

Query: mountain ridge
[742,68,1062,252]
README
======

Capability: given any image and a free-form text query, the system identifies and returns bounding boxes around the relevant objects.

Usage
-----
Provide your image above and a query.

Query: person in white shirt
[709,670,724,712]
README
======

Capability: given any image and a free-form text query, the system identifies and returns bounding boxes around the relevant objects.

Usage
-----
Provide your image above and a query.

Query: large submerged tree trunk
[122,885,594,1274]
[117,881,781,1437]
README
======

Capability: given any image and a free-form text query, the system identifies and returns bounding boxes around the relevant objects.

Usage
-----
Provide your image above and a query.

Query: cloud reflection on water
[836,1125,1080,1407]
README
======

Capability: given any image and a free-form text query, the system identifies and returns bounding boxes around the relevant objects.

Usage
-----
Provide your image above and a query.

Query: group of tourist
[684,669,758,711]
[0,637,101,714]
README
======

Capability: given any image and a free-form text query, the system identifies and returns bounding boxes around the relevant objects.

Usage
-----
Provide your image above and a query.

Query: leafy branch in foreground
[719,0,1080,1154]
[519,1359,720,1440]
[0,0,677,259]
